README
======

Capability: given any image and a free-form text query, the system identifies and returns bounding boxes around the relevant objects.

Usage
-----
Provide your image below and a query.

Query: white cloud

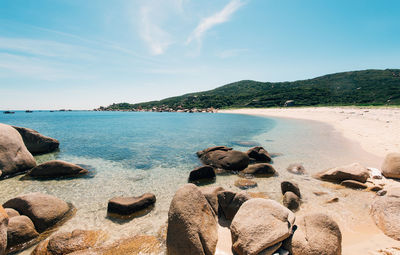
[186,0,245,44]
[138,4,175,55]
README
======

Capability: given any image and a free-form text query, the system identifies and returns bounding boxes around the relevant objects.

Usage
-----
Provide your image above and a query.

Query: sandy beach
[220,107,400,254]
[221,107,400,159]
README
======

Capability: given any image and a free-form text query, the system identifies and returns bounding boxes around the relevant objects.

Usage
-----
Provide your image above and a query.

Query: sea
[0,111,383,254]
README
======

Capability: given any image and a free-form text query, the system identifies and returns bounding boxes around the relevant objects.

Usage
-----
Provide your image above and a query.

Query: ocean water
[0,111,383,254]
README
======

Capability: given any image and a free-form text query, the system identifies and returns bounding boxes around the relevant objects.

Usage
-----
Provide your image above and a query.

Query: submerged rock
[314,163,370,183]
[7,215,39,248]
[246,146,272,163]
[27,160,88,178]
[381,153,400,179]
[3,192,72,233]
[31,229,107,255]
[0,123,36,178]
[287,163,306,175]
[230,198,295,255]
[241,163,276,176]
[0,206,8,255]
[197,146,249,171]
[12,126,59,155]
[167,184,218,255]
[188,165,215,183]
[107,193,156,216]
[285,213,342,255]
[234,178,258,190]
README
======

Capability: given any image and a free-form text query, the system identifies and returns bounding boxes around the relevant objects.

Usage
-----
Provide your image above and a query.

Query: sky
[0,0,399,110]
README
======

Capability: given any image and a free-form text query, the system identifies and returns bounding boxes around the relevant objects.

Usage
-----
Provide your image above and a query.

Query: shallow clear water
[0,111,384,254]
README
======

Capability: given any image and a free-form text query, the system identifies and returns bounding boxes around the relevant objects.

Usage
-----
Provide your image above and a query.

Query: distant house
[284,100,295,107]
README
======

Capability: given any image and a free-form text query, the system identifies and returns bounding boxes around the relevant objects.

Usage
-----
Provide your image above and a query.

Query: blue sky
[0,0,399,109]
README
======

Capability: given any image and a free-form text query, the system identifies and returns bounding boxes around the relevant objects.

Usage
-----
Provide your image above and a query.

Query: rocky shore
[1,121,400,254]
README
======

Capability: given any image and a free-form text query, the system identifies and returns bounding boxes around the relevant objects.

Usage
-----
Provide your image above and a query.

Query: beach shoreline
[220,107,400,159]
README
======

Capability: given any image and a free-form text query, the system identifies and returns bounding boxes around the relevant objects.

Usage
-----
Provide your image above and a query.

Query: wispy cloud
[137,0,184,55]
[186,0,245,44]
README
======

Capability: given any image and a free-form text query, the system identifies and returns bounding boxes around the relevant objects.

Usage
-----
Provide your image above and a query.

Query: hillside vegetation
[103,69,400,110]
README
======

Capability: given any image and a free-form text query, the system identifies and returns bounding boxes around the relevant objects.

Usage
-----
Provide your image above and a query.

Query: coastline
[220,107,400,159]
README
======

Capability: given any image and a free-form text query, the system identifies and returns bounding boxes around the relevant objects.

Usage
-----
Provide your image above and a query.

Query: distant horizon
[1,68,398,110]
[1,0,400,109]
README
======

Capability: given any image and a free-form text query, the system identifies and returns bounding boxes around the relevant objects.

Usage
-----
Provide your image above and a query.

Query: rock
[0,123,36,178]
[12,126,59,155]
[166,184,218,255]
[368,167,383,179]
[234,179,257,190]
[241,163,276,176]
[314,163,369,183]
[7,215,39,248]
[246,146,272,163]
[218,190,252,220]
[107,193,156,216]
[31,229,107,255]
[369,185,383,192]
[285,213,341,255]
[0,206,8,255]
[371,189,400,240]
[230,198,295,255]
[340,180,368,189]
[200,186,224,215]
[287,163,306,175]
[326,197,339,203]
[197,146,249,171]
[3,192,71,232]
[381,153,400,179]
[281,181,301,198]
[188,165,215,183]
[283,192,300,211]
[66,235,161,255]
[377,190,387,196]
[27,160,88,178]
[4,208,19,218]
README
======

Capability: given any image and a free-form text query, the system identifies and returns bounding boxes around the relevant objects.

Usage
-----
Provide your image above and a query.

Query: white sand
[220,107,400,255]
[220,107,400,159]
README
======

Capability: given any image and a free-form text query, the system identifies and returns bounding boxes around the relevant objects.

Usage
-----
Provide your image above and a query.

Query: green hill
[103,69,400,110]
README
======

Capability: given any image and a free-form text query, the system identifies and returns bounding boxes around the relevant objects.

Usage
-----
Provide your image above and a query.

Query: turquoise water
[0,111,383,254]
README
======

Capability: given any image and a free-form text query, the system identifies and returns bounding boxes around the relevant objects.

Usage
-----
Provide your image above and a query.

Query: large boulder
[197,146,249,171]
[381,153,400,179]
[230,198,295,255]
[27,160,88,178]
[107,193,156,216]
[371,188,400,240]
[166,184,218,255]
[286,213,342,255]
[200,186,224,215]
[0,123,36,178]
[12,126,59,155]
[0,206,8,255]
[241,163,276,176]
[246,146,272,163]
[188,165,216,183]
[218,190,252,220]
[31,229,107,255]
[314,163,369,183]
[3,192,71,232]
[7,215,39,248]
